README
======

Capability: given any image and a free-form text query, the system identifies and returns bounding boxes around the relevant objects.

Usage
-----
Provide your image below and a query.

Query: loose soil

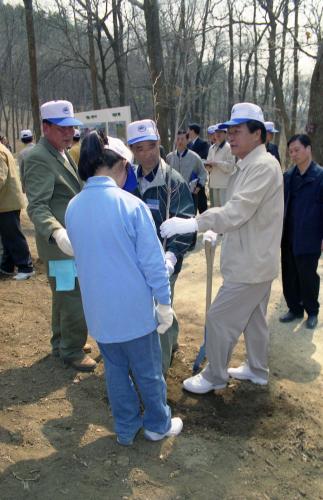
[0,213,322,500]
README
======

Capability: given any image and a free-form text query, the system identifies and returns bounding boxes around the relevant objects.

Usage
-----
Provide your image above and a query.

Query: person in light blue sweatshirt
[65,132,183,446]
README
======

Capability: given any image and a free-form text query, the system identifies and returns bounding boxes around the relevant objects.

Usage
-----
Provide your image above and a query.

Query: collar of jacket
[84,176,117,189]
[176,148,188,158]
[236,144,267,171]
[211,140,226,152]
[39,136,79,179]
[135,159,168,189]
[137,161,159,181]
[291,161,318,183]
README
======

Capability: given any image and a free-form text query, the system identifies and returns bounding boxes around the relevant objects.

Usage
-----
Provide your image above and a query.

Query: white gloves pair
[165,251,177,276]
[52,228,74,256]
[156,303,174,334]
[160,217,198,238]
[160,218,219,249]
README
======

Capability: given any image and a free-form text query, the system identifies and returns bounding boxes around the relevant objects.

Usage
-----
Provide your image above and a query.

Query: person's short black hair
[287,134,311,149]
[188,123,201,135]
[177,129,187,135]
[21,137,33,144]
[245,120,267,143]
[78,131,122,181]
[73,136,81,143]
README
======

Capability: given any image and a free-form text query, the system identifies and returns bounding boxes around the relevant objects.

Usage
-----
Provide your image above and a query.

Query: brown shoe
[64,354,97,372]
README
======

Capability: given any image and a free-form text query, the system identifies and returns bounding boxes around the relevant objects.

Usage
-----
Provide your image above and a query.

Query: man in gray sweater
[167,130,208,214]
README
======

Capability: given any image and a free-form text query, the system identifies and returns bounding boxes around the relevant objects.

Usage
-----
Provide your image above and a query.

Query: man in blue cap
[160,103,284,393]
[205,123,235,207]
[265,121,281,164]
[24,100,96,372]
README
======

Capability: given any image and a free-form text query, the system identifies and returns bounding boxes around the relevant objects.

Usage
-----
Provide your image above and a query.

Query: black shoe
[279,310,303,323]
[306,315,318,329]
[0,268,14,278]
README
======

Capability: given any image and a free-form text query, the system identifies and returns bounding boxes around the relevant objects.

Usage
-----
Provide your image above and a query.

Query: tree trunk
[227,0,234,115]
[143,0,169,150]
[290,0,299,136]
[307,42,323,165]
[23,0,41,141]
[112,0,127,106]
[85,0,100,109]
[265,0,291,139]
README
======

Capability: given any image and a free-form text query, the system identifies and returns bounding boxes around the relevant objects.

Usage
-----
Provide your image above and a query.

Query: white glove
[156,303,174,334]
[165,251,177,277]
[160,217,198,238]
[188,178,198,193]
[202,230,218,247]
[52,228,74,256]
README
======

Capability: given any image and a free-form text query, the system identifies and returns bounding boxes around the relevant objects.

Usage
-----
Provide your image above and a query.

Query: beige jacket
[207,141,236,188]
[69,142,81,165]
[0,143,25,213]
[197,144,284,283]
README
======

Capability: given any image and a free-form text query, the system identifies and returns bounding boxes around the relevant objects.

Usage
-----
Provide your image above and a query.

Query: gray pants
[202,280,272,385]
[159,273,179,375]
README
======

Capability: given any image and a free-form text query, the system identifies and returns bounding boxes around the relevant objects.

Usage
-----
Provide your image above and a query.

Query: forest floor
[0,213,322,500]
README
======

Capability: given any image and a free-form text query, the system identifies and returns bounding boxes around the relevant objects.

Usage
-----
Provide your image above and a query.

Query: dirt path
[0,213,322,500]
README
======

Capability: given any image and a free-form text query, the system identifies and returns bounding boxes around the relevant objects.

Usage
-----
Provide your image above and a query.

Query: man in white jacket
[160,103,284,393]
[206,124,236,207]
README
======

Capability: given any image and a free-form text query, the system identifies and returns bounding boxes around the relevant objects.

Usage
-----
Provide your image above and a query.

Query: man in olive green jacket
[0,142,34,280]
[24,100,96,372]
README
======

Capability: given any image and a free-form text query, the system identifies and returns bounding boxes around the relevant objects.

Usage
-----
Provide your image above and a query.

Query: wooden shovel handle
[205,239,216,318]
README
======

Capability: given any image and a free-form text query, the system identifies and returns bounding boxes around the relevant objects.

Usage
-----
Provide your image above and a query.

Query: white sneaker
[13,271,35,281]
[228,364,268,385]
[183,373,226,394]
[144,417,183,441]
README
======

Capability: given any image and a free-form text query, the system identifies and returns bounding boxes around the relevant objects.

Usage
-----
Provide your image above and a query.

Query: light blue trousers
[98,331,171,445]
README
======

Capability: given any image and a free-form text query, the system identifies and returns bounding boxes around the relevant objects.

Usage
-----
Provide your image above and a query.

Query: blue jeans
[98,331,171,445]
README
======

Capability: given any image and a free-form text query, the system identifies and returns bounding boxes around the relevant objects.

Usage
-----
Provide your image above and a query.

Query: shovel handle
[205,240,216,318]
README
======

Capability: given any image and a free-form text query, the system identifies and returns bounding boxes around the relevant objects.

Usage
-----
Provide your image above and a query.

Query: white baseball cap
[104,136,133,164]
[40,100,83,127]
[265,121,279,133]
[20,129,33,139]
[208,123,227,134]
[73,129,81,139]
[219,103,265,129]
[127,119,160,145]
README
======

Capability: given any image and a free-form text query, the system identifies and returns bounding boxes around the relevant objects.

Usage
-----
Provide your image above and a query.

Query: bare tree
[307,41,323,164]
[84,0,100,109]
[129,0,169,149]
[23,0,41,140]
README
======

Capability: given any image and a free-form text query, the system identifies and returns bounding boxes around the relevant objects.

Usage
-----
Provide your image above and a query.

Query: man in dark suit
[280,134,323,329]
[187,123,209,213]
[265,121,281,164]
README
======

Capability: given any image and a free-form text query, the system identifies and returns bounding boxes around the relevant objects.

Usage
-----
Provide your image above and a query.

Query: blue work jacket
[65,176,171,344]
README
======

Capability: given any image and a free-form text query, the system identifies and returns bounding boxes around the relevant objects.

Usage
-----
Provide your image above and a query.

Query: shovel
[192,238,217,374]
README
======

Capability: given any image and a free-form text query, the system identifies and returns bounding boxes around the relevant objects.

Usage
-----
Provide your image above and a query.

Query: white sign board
[75,106,131,142]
